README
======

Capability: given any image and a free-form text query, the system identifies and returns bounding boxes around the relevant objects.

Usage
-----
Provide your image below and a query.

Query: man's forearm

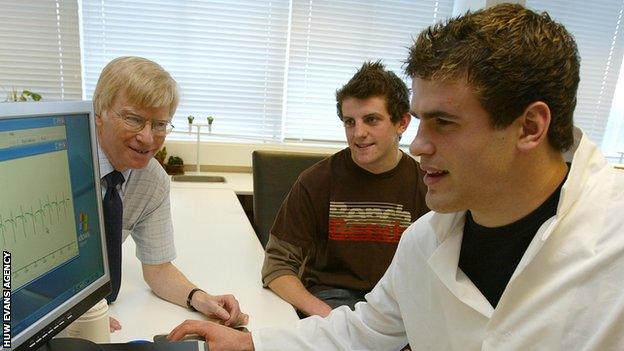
[142,262,195,307]
[268,275,332,317]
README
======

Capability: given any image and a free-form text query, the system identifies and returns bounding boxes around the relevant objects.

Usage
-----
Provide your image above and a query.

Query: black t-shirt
[458,171,568,308]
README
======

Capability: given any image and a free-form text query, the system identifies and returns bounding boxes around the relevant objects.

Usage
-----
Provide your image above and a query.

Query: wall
[164,140,342,172]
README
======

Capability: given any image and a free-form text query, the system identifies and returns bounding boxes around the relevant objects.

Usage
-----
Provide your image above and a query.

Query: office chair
[252,150,328,248]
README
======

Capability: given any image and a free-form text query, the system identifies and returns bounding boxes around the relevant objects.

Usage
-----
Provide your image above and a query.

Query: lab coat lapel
[427,212,494,318]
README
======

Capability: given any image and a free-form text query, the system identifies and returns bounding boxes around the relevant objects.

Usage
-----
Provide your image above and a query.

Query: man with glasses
[93,56,248,332]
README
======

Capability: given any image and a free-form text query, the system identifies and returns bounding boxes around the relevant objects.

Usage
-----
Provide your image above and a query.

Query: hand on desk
[193,291,250,327]
[109,316,122,333]
[168,320,254,351]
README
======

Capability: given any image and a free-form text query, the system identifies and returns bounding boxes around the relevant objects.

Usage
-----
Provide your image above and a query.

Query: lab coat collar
[424,133,604,319]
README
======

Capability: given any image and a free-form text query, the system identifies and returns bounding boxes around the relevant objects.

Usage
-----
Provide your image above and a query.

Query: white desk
[108,186,297,342]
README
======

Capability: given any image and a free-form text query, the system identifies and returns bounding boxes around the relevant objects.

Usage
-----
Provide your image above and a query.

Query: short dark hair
[336,61,410,124]
[405,3,579,151]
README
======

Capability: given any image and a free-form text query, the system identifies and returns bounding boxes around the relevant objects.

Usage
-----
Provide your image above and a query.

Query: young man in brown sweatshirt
[261,61,429,317]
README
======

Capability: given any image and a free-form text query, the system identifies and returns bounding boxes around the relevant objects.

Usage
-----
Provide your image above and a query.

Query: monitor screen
[0,101,110,351]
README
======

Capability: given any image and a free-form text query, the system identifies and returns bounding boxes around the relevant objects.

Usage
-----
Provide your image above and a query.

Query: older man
[94,56,247,331]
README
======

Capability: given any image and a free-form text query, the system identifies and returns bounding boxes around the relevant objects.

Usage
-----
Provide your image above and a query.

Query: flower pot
[166,164,184,175]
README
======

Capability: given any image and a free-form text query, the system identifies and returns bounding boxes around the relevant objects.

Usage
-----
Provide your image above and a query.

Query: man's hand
[168,320,254,351]
[141,262,249,326]
[109,316,122,333]
[192,292,249,327]
[302,297,332,318]
[268,275,332,317]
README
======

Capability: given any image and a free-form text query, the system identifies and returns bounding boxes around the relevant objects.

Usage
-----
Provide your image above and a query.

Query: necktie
[103,170,125,303]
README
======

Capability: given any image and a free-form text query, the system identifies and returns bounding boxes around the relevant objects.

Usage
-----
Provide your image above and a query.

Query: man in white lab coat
[168,4,624,350]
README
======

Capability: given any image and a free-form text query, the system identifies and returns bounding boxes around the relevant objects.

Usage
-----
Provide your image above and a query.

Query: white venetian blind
[0,0,82,101]
[527,0,624,146]
[81,0,290,141]
[283,0,454,143]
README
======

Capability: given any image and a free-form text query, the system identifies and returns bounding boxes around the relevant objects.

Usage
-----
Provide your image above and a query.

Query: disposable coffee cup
[61,299,111,343]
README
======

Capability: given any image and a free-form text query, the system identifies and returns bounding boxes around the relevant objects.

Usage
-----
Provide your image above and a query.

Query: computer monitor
[0,101,110,351]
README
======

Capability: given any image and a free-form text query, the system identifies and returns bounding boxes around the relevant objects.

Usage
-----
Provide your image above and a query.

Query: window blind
[0,1,82,101]
[283,0,454,144]
[80,0,623,149]
[527,0,624,147]
[81,0,452,144]
[81,0,290,141]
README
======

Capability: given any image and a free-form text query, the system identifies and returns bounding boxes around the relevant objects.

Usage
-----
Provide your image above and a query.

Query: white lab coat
[252,135,624,351]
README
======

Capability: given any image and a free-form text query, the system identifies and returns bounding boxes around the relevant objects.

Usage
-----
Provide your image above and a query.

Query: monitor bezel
[0,101,111,351]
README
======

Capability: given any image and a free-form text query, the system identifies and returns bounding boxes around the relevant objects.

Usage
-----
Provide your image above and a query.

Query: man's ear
[95,110,104,128]
[396,112,411,135]
[516,101,551,152]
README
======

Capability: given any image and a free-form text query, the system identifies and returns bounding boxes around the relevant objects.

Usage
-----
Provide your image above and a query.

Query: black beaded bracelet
[186,288,205,311]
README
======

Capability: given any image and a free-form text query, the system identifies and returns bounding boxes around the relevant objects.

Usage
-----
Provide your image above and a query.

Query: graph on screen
[0,150,79,290]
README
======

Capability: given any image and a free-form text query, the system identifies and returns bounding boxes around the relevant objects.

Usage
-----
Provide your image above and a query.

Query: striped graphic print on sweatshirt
[328,201,412,243]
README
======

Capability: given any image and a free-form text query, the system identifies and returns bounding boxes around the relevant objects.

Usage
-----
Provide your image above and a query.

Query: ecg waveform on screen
[1,191,80,290]
[1,149,80,290]
[0,194,72,245]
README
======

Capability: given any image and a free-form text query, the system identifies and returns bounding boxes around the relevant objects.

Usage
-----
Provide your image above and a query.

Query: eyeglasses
[110,109,174,136]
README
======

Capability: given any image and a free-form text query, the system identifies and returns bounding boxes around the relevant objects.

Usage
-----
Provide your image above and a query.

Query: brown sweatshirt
[262,148,429,293]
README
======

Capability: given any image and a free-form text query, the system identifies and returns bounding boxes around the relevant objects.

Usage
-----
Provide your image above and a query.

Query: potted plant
[207,116,214,133]
[166,156,185,175]
[187,115,195,124]
[5,88,42,102]
[154,147,167,168]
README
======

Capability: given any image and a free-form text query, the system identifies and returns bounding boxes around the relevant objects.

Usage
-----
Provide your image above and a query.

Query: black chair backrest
[252,150,328,248]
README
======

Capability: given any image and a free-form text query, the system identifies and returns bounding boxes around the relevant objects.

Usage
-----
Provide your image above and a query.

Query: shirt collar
[97,142,132,182]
